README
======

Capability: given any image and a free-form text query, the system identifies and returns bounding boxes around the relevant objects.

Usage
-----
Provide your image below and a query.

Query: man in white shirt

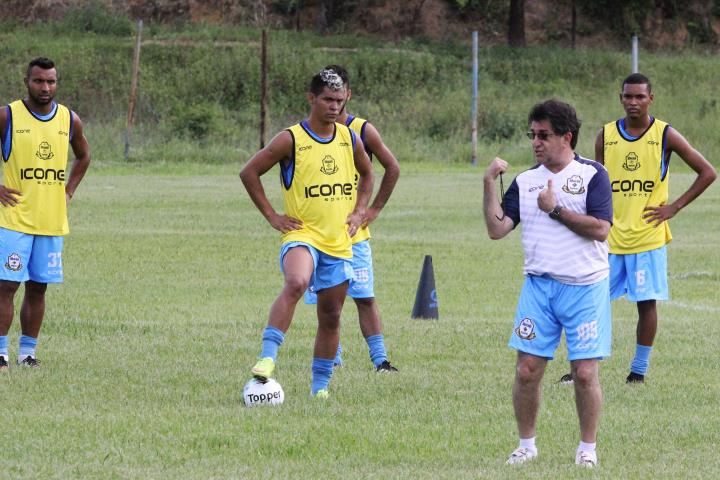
[483,99,612,468]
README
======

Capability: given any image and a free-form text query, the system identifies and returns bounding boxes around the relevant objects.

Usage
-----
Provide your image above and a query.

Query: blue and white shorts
[609,245,668,302]
[304,240,374,304]
[280,241,353,294]
[0,227,64,283]
[509,274,611,361]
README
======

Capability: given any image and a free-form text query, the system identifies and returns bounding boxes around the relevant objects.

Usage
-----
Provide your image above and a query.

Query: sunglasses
[526,131,559,141]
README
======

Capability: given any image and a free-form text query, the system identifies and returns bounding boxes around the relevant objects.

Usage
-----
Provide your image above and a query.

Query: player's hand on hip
[537,178,557,213]
[484,157,509,181]
[643,203,679,227]
[0,185,21,207]
[269,213,302,233]
[346,211,363,237]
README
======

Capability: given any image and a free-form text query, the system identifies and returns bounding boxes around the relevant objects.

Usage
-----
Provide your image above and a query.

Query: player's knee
[354,297,376,316]
[0,280,21,298]
[571,362,598,387]
[317,302,342,328]
[24,280,48,297]
[283,276,309,300]
[515,360,543,384]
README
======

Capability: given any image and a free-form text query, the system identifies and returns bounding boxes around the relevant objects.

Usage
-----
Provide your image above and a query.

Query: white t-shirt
[503,155,613,285]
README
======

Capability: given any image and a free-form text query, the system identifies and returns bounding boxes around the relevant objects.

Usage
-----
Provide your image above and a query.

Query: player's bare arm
[483,157,515,240]
[538,179,611,242]
[240,131,303,233]
[642,127,717,227]
[362,122,400,226]
[65,112,91,202]
[594,129,605,165]
[0,106,21,206]
[347,136,374,237]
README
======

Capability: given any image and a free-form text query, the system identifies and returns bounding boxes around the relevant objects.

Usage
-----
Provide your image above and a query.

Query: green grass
[1,163,718,478]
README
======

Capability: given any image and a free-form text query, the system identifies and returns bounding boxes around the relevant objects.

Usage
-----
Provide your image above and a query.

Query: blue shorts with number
[509,274,611,361]
[304,240,374,304]
[0,227,64,283]
[609,245,668,302]
[280,241,353,294]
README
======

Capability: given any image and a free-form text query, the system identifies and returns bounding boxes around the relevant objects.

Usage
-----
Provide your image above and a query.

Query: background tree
[507,0,525,46]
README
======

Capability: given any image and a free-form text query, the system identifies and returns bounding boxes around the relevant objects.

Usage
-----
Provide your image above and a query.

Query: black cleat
[626,372,645,384]
[0,356,8,372]
[559,373,573,384]
[376,360,398,372]
[18,356,40,368]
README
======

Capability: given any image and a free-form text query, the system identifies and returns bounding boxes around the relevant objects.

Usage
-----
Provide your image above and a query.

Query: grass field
[0,161,718,478]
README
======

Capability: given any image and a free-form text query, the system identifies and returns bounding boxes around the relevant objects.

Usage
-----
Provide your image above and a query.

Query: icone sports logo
[304,182,353,198]
[21,168,65,181]
[245,391,281,403]
[611,179,654,193]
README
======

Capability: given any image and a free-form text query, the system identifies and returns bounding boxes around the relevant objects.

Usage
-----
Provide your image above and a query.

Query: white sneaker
[506,447,537,465]
[575,450,597,468]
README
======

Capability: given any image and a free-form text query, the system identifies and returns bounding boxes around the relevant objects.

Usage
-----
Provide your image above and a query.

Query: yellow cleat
[251,357,275,380]
[313,389,329,399]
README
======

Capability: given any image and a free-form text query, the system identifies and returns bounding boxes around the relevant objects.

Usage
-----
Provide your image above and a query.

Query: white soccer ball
[243,377,284,407]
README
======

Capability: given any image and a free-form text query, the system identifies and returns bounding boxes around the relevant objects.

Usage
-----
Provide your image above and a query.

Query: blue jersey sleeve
[502,178,520,227]
[586,166,613,223]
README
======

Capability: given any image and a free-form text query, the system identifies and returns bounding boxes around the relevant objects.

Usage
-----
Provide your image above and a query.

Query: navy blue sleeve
[502,178,520,227]
[586,166,613,223]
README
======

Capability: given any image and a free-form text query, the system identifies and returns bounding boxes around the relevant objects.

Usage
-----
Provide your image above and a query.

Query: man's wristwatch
[549,205,563,220]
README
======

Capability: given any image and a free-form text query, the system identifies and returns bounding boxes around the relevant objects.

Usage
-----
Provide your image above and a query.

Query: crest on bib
[320,155,339,175]
[623,152,641,171]
[36,141,54,161]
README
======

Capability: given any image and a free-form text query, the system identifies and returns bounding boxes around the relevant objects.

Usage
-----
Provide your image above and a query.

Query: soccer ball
[243,377,284,407]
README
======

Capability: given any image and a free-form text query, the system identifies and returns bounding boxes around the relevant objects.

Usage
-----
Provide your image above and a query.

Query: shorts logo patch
[515,317,537,340]
[5,252,22,271]
[353,267,369,283]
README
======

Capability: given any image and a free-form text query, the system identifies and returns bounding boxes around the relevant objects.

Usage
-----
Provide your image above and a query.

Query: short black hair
[309,67,345,95]
[26,57,56,78]
[622,73,652,94]
[528,99,581,149]
[323,64,349,87]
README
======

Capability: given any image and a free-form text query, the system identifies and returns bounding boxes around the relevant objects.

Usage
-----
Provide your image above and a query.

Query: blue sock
[19,335,37,358]
[366,334,388,367]
[311,357,334,395]
[259,326,285,361]
[0,335,8,358]
[334,343,343,366]
[630,344,653,375]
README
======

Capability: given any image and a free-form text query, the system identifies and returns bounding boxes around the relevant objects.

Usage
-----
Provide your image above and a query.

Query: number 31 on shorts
[48,252,62,268]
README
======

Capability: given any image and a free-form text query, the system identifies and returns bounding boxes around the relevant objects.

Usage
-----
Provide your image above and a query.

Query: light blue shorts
[609,245,668,301]
[509,274,611,361]
[0,227,64,283]
[304,240,374,304]
[280,241,353,293]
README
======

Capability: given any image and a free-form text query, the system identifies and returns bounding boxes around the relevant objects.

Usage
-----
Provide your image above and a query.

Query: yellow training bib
[281,121,357,258]
[603,117,672,254]
[1,100,71,235]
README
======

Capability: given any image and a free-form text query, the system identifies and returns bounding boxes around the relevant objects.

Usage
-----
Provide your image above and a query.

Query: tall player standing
[240,68,373,398]
[305,65,400,372]
[561,73,716,384]
[0,57,91,371]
